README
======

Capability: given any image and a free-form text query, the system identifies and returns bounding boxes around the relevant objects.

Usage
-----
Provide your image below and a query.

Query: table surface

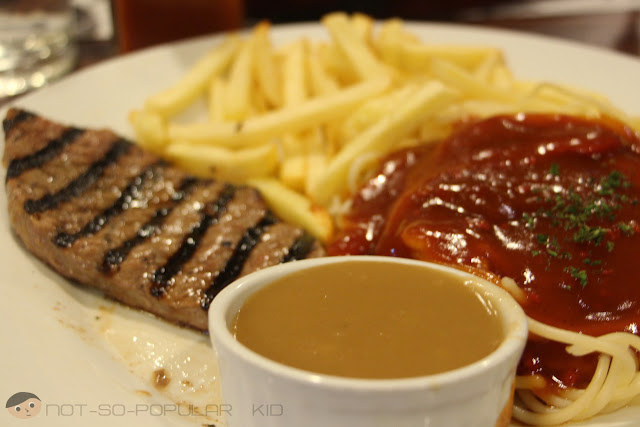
[2,9,639,108]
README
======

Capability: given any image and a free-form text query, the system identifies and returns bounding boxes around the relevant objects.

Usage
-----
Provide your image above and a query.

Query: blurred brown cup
[112,0,245,53]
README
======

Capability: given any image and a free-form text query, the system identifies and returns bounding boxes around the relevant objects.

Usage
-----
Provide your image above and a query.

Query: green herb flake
[618,222,635,236]
[522,212,535,228]
[522,169,635,288]
[564,266,588,288]
[572,225,608,245]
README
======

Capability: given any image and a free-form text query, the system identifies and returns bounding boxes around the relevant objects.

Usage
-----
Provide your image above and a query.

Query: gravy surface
[233,261,502,379]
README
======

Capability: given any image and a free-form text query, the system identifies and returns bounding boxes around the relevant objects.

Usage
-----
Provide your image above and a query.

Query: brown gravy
[232,260,503,379]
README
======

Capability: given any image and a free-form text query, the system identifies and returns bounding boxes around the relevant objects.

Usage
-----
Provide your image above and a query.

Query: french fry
[310,81,459,205]
[145,36,240,117]
[403,44,500,73]
[307,48,340,96]
[339,84,416,143]
[282,39,309,107]
[128,109,167,152]
[430,58,518,103]
[247,178,333,241]
[377,18,421,45]
[351,13,373,44]
[374,19,420,68]
[225,38,255,121]
[316,41,358,85]
[166,142,278,182]
[249,81,270,115]
[375,20,497,73]
[168,77,391,146]
[279,155,306,191]
[490,63,515,88]
[323,12,391,81]
[131,13,640,243]
[252,21,283,108]
[207,76,227,122]
[280,133,305,158]
[305,127,329,196]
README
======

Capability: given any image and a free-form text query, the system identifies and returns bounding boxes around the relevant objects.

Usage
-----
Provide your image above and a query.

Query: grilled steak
[3,108,324,330]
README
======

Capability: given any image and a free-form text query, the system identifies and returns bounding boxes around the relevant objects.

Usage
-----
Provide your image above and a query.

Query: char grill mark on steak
[3,109,35,135]
[282,231,316,262]
[54,162,166,248]
[101,176,200,274]
[4,108,327,331]
[24,139,131,214]
[6,128,85,180]
[151,183,237,297]
[201,211,278,310]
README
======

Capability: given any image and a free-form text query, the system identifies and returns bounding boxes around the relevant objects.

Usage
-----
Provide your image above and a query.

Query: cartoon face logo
[6,393,41,419]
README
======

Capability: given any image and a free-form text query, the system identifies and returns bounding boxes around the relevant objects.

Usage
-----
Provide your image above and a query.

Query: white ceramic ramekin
[208,256,528,427]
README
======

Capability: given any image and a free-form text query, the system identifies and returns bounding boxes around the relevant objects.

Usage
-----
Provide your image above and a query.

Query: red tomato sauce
[328,114,640,390]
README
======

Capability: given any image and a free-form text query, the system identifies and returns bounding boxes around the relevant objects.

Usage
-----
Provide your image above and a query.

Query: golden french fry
[208,76,227,122]
[247,177,334,241]
[166,142,278,182]
[249,81,270,115]
[307,48,340,96]
[305,152,328,197]
[282,39,309,107]
[491,63,515,88]
[279,155,306,191]
[310,81,459,205]
[375,20,497,73]
[253,21,283,108]
[474,50,504,82]
[404,44,501,73]
[374,18,419,68]
[131,13,640,243]
[377,18,420,45]
[316,41,358,85]
[351,13,373,44]
[322,12,391,81]
[168,77,391,146]
[128,109,167,152]
[280,133,304,157]
[430,58,518,103]
[304,128,329,196]
[339,84,416,143]
[225,38,255,121]
[145,36,240,117]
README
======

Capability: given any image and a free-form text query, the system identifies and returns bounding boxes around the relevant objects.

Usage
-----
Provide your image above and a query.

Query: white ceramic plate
[1,22,640,427]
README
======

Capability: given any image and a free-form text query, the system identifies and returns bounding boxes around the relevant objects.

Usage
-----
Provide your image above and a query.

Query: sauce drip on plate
[329,114,640,389]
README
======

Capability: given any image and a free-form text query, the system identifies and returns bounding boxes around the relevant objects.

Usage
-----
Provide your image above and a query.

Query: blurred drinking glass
[0,0,77,97]
[112,0,245,53]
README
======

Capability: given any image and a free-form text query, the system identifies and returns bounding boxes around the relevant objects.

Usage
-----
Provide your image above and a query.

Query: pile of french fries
[129,12,640,242]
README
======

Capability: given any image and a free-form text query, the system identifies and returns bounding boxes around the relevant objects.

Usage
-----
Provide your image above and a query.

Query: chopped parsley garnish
[619,222,635,236]
[523,168,636,288]
[572,225,608,245]
[564,266,588,288]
